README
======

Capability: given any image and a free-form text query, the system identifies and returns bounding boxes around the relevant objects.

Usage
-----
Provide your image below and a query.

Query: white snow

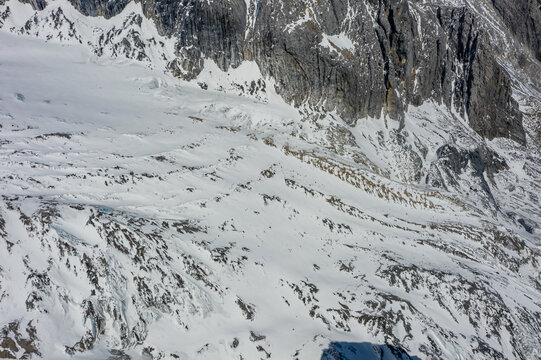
[320,33,355,53]
[0,2,540,360]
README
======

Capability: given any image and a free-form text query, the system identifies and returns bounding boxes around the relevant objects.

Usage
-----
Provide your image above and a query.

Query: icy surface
[0,2,541,360]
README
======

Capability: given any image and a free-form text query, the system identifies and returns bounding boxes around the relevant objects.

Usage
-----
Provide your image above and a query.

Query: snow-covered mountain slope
[1,1,541,360]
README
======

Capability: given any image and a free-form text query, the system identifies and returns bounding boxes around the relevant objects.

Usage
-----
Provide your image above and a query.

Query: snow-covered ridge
[0,0,273,102]
[0,0,176,66]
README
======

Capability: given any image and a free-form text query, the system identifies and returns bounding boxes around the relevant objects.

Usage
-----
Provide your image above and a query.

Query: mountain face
[61,0,535,145]
[11,0,537,143]
[0,0,540,359]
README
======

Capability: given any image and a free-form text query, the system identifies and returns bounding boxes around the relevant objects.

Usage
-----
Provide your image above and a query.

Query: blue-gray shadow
[321,342,422,360]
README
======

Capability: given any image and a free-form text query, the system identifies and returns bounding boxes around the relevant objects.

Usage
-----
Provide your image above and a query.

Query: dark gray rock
[491,0,541,61]
[68,0,129,18]
[20,0,47,10]
[140,0,247,73]
[426,143,509,208]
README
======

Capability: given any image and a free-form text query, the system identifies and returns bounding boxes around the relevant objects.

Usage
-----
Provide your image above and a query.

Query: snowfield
[1,1,541,360]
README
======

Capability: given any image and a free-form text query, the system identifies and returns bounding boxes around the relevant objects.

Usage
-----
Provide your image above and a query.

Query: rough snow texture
[0,1,541,360]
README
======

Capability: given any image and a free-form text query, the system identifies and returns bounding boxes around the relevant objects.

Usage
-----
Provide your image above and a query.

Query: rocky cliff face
[35,0,535,145]
[491,0,541,61]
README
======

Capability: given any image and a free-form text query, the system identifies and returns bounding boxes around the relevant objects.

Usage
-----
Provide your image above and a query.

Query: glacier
[0,0,541,359]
